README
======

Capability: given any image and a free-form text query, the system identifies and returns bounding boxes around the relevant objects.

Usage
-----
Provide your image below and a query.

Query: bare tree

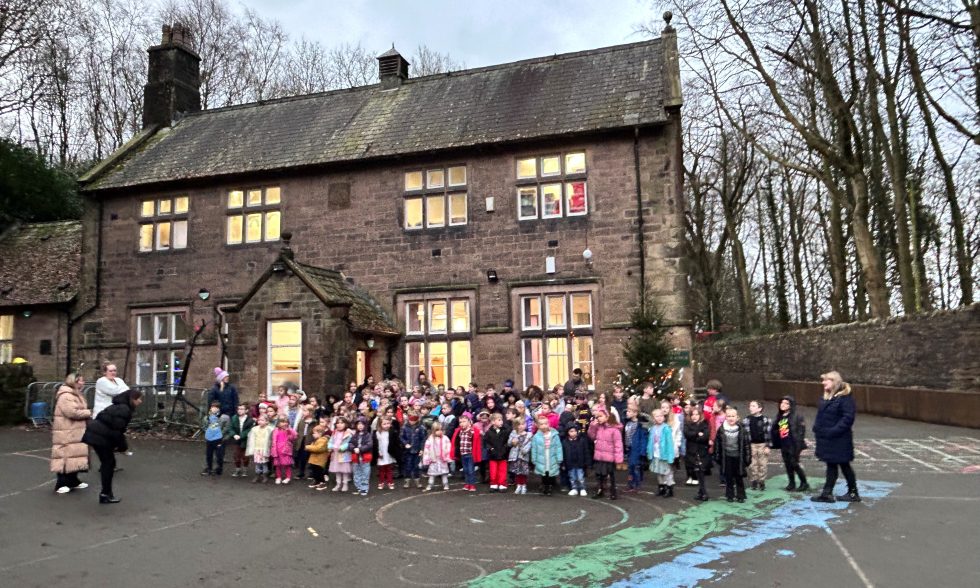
[411,44,464,76]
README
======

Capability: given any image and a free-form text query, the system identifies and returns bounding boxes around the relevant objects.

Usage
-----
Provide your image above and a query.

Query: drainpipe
[67,199,104,371]
[633,126,646,309]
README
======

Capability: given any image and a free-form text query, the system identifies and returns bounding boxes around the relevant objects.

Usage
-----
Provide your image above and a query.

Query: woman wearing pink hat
[208,367,239,417]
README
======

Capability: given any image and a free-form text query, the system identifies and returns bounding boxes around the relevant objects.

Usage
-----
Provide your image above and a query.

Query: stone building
[73,20,690,399]
[0,221,81,381]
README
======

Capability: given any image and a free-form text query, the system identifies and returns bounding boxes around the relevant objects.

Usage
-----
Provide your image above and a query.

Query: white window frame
[0,315,13,363]
[545,295,567,330]
[521,295,542,331]
[570,293,593,328]
[399,293,474,389]
[448,192,468,226]
[134,310,188,390]
[516,290,596,390]
[267,320,302,397]
[565,181,588,216]
[517,186,539,221]
[226,186,281,245]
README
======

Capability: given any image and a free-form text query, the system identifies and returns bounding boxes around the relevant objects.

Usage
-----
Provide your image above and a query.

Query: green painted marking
[469,475,799,588]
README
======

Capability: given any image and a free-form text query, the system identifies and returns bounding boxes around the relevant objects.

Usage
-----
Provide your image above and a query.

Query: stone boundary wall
[708,375,979,429]
[695,303,980,392]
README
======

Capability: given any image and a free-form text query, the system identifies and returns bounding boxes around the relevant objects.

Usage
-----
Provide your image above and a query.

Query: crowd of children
[201,373,811,503]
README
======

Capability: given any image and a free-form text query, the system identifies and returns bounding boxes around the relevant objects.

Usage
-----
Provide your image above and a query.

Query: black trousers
[55,472,81,489]
[781,447,808,486]
[205,440,225,473]
[93,445,116,496]
[823,462,857,494]
[724,456,745,499]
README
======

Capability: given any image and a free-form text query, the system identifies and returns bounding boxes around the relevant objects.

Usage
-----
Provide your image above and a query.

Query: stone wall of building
[74,127,691,393]
[695,303,980,393]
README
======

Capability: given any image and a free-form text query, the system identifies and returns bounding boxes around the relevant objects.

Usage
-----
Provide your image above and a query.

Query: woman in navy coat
[811,371,860,503]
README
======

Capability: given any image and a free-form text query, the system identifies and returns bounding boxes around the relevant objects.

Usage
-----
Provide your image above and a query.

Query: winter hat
[462,411,473,420]
[504,379,514,388]
[214,367,230,382]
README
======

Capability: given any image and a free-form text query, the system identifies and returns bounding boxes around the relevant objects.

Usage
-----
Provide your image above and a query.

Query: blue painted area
[775,549,795,557]
[609,480,899,588]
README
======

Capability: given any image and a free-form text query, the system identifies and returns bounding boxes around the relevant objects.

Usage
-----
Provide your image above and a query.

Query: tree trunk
[850,173,891,318]
[766,174,791,330]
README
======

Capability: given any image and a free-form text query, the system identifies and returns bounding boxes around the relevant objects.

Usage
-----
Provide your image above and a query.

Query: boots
[657,484,667,497]
[695,490,709,501]
[797,482,811,492]
[663,485,674,498]
[836,489,861,502]
[592,479,606,499]
[811,493,835,503]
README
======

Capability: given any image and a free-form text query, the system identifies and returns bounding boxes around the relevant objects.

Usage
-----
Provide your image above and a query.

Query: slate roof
[83,39,667,191]
[287,260,400,336]
[0,221,82,307]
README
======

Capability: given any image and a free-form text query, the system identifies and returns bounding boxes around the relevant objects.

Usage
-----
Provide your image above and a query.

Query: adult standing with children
[51,373,92,494]
[812,371,860,503]
[93,363,127,418]
[83,389,143,503]
[208,367,239,417]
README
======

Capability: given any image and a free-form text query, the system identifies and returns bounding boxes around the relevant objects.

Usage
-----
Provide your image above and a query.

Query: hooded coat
[82,390,137,452]
[813,384,856,463]
[771,396,807,455]
[51,384,92,474]
[588,421,624,464]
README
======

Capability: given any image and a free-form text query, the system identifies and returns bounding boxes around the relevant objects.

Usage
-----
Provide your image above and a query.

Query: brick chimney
[142,23,201,129]
[377,45,409,89]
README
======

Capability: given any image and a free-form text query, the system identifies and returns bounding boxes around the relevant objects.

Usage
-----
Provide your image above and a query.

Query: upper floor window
[139,196,188,252]
[516,152,588,220]
[226,186,281,245]
[0,315,13,363]
[404,166,467,230]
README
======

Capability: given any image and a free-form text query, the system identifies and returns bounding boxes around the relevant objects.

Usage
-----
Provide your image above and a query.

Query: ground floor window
[268,320,302,396]
[406,340,471,390]
[134,311,188,388]
[517,290,595,391]
[0,315,13,363]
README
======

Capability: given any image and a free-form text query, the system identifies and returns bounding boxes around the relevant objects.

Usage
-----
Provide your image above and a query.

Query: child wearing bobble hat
[208,367,239,417]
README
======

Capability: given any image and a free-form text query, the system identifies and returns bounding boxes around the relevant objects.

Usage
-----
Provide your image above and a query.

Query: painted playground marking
[467,478,898,588]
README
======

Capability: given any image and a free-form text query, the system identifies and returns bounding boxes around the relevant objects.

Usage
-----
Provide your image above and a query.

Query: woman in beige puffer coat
[51,373,92,493]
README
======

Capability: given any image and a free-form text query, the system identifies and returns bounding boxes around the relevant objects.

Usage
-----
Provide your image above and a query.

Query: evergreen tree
[0,139,81,230]
[616,295,683,400]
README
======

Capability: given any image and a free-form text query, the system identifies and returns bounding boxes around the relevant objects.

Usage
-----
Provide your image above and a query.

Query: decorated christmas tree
[616,295,684,401]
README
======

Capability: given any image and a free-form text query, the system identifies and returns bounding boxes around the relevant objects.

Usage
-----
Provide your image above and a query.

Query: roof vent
[377,45,409,89]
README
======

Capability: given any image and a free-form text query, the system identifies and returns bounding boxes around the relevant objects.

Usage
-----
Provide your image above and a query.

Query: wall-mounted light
[583,248,593,267]
[366,338,375,349]
[486,269,499,283]
[22,309,32,318]
[198,288,211,301]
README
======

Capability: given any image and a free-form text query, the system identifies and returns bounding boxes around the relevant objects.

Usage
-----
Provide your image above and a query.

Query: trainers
[315,483,329,491]
[55,486,71,494]
[200,469,212,476]
[836,491,861,502]
[414,478,422,488]
[443,484,450,491]
[308,481,319,488]
[360,491,368,496]
[283,478,290,485]
[378,483,384,490]
[275,478,282,485]
[387,483,395,490]
[424,485,432,492]
[568,489,578,496]
[73,482,89,490]
[404,479,411,489]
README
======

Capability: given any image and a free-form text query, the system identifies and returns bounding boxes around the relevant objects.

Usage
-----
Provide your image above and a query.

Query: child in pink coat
[270,417,298,484]
[588,407,624,500]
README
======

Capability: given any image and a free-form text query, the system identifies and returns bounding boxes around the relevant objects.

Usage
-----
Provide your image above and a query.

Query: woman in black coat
[82,389,143,504]
[812,371,859,503]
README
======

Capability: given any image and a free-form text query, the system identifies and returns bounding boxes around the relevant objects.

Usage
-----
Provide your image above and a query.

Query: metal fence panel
[24,382,208,429]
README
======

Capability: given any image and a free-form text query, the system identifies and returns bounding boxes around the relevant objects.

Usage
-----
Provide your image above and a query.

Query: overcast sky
[237,0,665,68]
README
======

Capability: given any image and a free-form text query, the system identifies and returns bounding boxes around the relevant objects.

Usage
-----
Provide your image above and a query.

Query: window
[404,166,467,230]
[0,315,12,363]
[226,186,281,244]
[268,320,302,396]
[515,152,588,220]
[401,296,472,388]
[134,311,188,389]
[139,196,189,252]
[519,292,594,390]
